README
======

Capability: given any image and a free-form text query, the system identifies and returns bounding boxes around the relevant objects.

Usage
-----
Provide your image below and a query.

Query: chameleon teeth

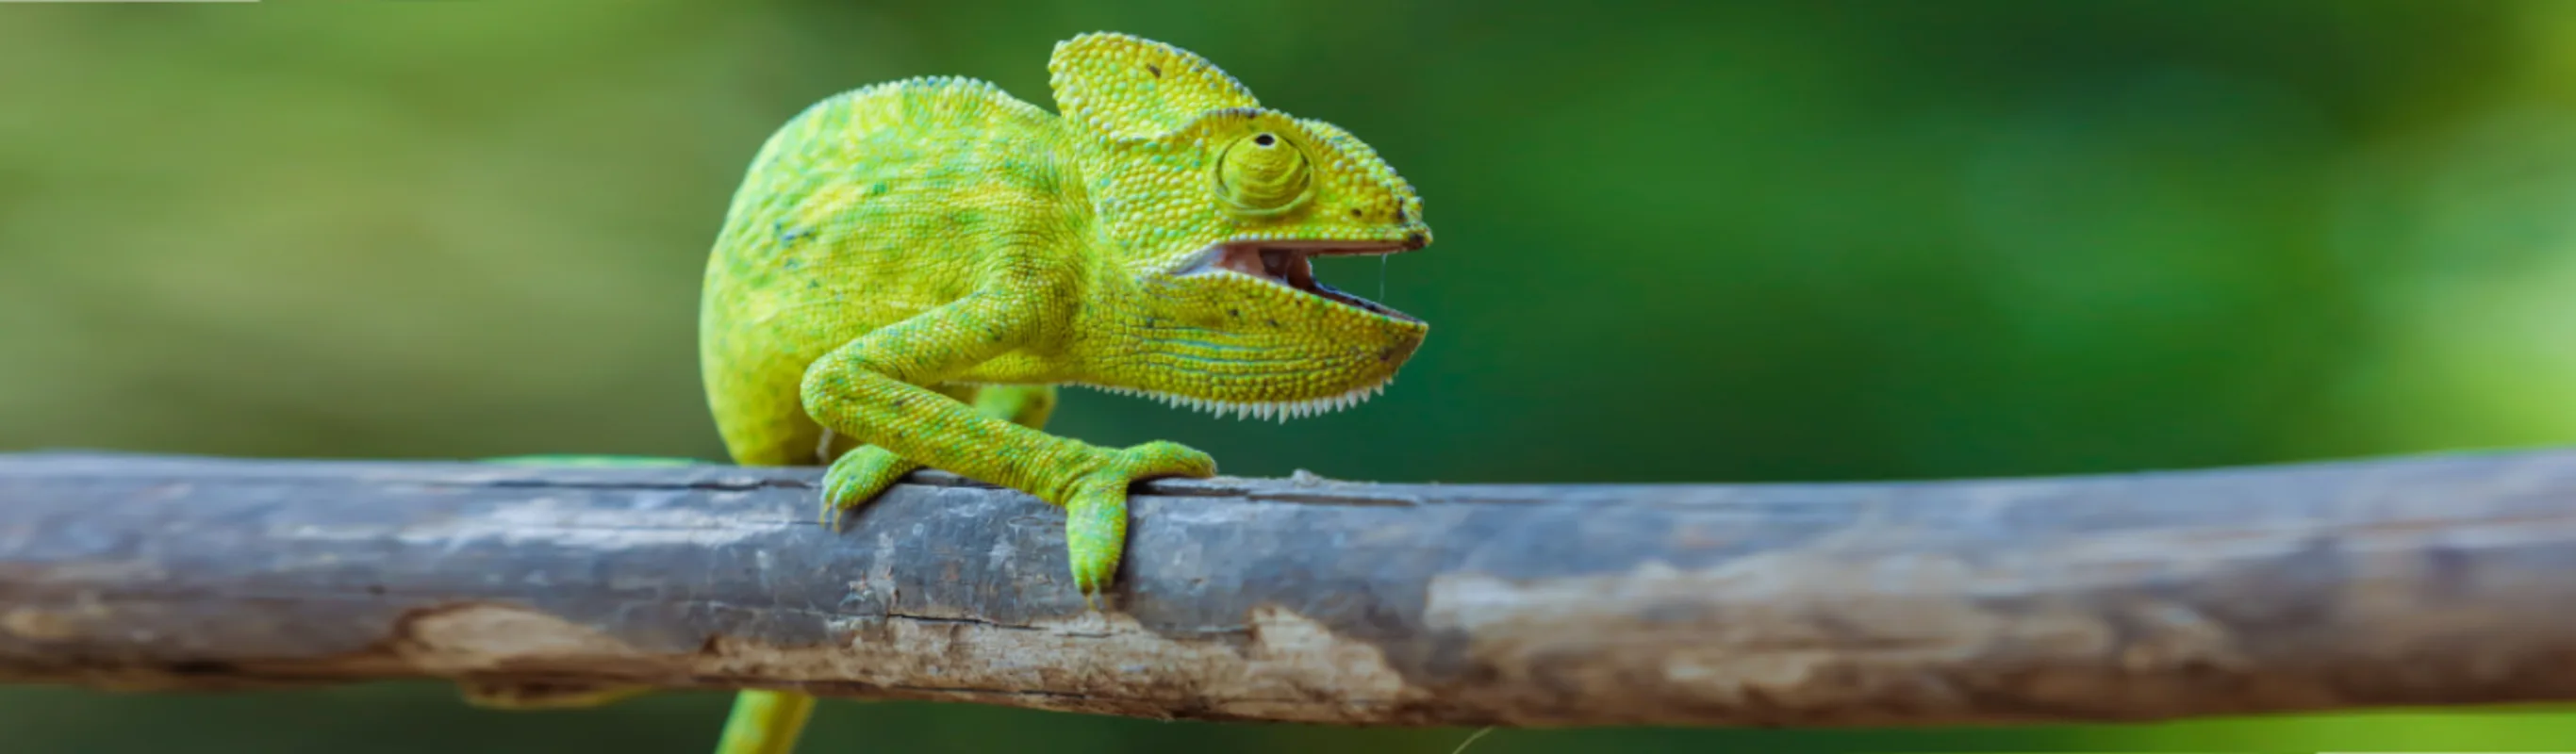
[1074,378,1391,423]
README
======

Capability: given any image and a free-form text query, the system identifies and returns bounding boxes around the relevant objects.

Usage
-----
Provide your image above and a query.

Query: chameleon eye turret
[1214,131,1313,215]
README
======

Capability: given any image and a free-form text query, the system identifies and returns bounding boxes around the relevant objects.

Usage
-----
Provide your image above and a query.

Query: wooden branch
[2,450,2575,728]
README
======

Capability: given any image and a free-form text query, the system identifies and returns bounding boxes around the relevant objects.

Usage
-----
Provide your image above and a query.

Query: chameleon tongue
[1219,243,1418,321]
[1261,249,1317,290]
[1284,254,1318,290]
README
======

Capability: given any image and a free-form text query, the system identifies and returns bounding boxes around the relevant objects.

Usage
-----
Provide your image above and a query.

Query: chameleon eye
[1214,131,1312,215]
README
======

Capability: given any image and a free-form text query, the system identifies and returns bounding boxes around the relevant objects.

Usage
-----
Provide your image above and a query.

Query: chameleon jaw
[1077,378,1393,422]
[1169,239,1422,322]
[1119,236,1428,422]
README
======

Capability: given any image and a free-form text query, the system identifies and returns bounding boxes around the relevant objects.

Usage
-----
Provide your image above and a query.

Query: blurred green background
[7,0,2576,751]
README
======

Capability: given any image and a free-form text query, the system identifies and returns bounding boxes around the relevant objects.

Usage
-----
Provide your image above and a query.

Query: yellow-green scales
[696,32,1433,753]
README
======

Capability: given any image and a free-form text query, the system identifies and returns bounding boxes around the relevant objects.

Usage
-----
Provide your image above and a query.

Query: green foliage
[7,1,2576,751]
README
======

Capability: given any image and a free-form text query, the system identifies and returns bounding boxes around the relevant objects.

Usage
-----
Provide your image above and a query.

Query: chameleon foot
[1064,440,1216,607]
[818,445,918,531]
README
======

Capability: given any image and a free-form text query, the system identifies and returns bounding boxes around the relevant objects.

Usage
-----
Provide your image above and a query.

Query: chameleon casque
[692,31,1433,754]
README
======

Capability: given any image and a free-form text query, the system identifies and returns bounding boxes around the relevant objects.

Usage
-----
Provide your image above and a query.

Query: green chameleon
[490,31,1431,754]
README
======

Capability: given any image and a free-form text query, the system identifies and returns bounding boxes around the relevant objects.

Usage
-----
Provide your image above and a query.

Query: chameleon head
[1049,32,1432,420]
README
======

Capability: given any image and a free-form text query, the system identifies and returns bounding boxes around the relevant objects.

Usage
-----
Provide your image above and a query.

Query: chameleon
[472,31,1432,754]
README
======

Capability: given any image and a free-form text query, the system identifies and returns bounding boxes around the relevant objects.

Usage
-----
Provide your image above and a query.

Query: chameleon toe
[1062,474,1133,607]
[817,446,914,530]
[1117,440,1218,480]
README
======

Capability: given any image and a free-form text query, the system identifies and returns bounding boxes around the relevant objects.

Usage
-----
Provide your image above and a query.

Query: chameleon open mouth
[1175,239,1424,322]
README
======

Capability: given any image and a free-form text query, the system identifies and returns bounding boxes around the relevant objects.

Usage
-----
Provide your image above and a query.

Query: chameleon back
[699,77,1082,466]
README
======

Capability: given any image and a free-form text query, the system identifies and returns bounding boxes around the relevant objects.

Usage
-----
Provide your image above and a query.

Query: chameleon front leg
[816,384,1059,530]
[802,292,1213,600]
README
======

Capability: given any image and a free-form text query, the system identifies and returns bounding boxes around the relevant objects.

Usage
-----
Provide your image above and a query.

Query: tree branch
[2,450,2574,727]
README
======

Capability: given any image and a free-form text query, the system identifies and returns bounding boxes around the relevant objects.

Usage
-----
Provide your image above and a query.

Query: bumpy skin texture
[697,32,1431,754]
[701,32,1431,595]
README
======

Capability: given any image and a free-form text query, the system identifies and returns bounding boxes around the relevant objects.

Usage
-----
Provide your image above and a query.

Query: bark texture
[2,450,2574,727]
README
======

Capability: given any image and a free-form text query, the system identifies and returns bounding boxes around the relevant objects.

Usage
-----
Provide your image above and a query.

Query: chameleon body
[515,32,1429,754]
[703,31,1428,610]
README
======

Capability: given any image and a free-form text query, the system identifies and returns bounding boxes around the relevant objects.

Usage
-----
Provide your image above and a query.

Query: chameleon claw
[817,445,916,533]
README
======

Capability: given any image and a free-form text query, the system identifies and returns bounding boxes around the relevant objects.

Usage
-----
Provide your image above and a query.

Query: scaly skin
[697,32,1431,754]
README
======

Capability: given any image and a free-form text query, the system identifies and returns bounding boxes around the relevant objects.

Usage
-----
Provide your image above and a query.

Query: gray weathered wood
[2,449,2575,727]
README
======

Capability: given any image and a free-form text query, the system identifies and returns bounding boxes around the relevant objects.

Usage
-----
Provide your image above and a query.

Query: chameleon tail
[715,690,817,754]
